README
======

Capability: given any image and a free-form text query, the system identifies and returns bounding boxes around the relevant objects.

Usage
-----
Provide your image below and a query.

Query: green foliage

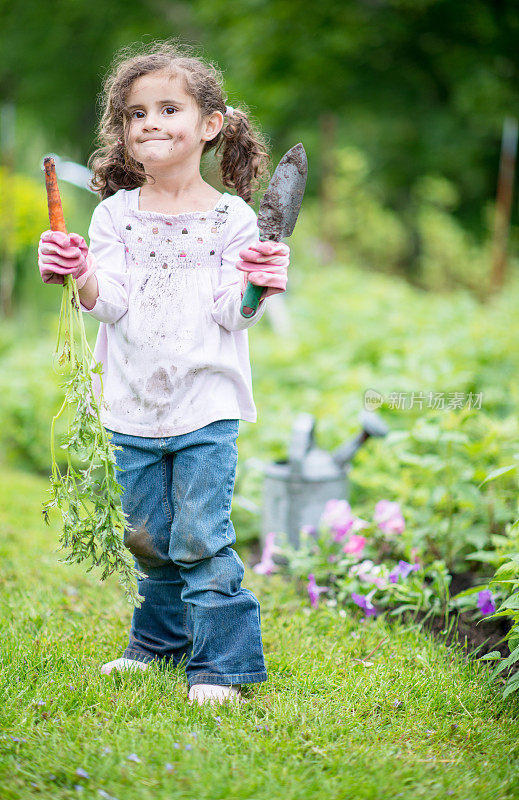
[352,411,519,573]
[320,146,408,270]
[471,462,519,698]
[0,1,168,158]
[0,166,48,251]
[0,331,64,473]
[321,145,498,292]
[0,166,49,308]
[0,166,92,314]
[194,0,519,234]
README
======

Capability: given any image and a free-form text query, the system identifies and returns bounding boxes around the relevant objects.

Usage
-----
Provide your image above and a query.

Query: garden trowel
[240,143,308,318]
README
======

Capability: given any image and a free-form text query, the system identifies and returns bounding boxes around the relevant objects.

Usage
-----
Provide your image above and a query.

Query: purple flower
[351,592,377,617]
[253,531,280,575]
[477,589,496,616]
[374,500,405,535]
[307,574,328,608]
[126,754,141,763]
[164,763,175,773]
[75,768,90,779]
[388,560,420,583]
[300,524,317,536]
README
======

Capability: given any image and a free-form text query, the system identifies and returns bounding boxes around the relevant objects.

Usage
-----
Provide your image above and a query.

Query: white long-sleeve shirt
[81,187,266,437]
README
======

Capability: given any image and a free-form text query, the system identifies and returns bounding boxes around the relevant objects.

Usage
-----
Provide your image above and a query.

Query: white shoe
[188,683,241,706]
[100,658,150,675]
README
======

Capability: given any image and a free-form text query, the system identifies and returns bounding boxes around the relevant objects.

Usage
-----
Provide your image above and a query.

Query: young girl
[37,41,290,706]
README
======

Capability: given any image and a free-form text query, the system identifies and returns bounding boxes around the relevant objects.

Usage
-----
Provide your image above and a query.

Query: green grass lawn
[1,467,518,800]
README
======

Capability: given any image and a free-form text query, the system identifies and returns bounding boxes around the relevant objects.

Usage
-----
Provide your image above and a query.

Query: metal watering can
[244,411,388,549]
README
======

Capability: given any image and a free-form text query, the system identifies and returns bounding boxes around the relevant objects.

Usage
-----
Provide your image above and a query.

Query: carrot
[43,157,67,233]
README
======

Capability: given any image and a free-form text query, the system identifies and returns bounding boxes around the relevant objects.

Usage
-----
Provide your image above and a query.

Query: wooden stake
[490,117,517,292]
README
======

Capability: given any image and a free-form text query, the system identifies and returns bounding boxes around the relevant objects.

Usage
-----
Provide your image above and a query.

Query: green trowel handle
[240,282,265,318]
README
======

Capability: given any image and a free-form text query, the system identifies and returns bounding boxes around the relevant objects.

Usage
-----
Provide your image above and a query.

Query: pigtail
[215,109,270,204]
[89,59,148,199]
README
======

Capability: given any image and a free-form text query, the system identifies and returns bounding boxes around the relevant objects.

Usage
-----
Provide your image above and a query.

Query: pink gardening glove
[236,240,290,298]
[38,230,96,288]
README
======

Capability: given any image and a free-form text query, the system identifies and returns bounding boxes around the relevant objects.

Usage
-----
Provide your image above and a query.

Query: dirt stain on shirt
[146,367,175,397]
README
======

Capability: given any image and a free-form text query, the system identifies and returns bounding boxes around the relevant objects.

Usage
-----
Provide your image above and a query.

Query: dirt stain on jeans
[124,524,167,569]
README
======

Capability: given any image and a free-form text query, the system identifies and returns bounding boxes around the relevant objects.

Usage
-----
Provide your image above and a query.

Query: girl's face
[124,69,222,171]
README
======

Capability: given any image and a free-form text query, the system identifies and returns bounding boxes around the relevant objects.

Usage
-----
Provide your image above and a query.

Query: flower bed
[253,496,518,696]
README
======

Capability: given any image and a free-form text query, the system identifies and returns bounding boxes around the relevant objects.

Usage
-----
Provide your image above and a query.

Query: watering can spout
[332,410,389,468]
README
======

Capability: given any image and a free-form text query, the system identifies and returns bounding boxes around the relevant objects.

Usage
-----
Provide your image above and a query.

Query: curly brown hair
[88,40,270,204]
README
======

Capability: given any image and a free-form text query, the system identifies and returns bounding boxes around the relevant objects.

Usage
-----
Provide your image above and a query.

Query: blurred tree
[1,0,518,278]
[192,0,519,274]
[0,0,198,159]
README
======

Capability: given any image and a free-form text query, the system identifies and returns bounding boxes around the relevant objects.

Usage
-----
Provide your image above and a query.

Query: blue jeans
[107,419,268,688]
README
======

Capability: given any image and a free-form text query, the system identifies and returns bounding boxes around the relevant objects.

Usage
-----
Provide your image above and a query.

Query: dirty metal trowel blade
[258,143,308,241]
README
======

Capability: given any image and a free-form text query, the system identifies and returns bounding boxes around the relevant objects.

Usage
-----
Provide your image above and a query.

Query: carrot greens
[42,157,144,606]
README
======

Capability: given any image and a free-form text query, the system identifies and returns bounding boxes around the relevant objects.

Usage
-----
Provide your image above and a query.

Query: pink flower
[253,558,275,575]
[374,500,405,535]
[307,573,328,608]
[321,499,355,541]
[342,534,367,556]
[253,531,281,575]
